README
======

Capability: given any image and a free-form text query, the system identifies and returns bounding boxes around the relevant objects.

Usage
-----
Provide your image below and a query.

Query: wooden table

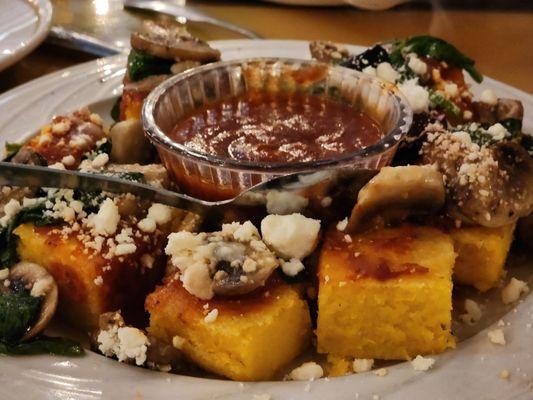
[0,1,532,93]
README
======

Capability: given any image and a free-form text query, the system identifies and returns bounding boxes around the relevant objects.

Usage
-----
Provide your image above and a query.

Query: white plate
[0,40,532,400]
[0,0,52,72]
[261,0,410,10]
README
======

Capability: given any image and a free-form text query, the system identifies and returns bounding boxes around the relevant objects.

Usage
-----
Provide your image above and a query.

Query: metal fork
[123,0,262,39]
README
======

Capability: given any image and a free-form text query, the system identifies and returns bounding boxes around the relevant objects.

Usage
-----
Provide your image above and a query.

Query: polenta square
[146,275,311,381]
[450,223,515,292]
[317,225,456,361]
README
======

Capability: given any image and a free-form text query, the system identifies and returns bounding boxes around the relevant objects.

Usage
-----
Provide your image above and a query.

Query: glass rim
[142,57,413,172]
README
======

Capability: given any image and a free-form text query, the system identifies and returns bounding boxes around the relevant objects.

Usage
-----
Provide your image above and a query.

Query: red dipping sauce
[170,92,383,164]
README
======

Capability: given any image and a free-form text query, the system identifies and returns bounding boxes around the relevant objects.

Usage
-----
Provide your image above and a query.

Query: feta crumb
[94,276,103,286]
[48,162,66,170]
[180,263,214,301]
[204,308,219,323]
[488,329,506,345]
[51,120,71,135]
[344,234,352,243]
[398,78,430,113]
[353,358,374,373]
[373,368,388,377]
[232,221,260,242]
[260,213,320,260]
[147,203,173,225]
[61,155,76,166]
[0,268,9,280]
[501,278,529,304]
[407,53,427,75]
[280,258,305,277]
[172,335,186,349]
[265,190,308,215]
[91,153,109,168]
[486,123,509,141]
[336,217,348,232]
[411,355,435,371]
[115,243,137,256]
[289,362,323,381]
[376,62,399,83]
[443,83,459,98]
[500,370,510,379]
[362,66,377,76]
[463,110,473,120]
[137,217,157,233]
[88,198,120,235]
[89,113,103,126]
[460,299,483,324]
[479,89,498,105]
[0,198,21,227]
[116,327,150,365]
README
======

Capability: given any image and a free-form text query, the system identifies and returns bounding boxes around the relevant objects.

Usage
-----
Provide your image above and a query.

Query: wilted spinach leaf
[127,49,173,82]
[0,336,85,356]
[0,290,42,343]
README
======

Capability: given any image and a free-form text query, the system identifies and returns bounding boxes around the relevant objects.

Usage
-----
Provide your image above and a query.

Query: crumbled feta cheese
[501,278,529,304]
[280,258,305,277]
[486,123,509,141]
[147,203,173,225]
[463,110,473,120]
[88,198,120,235]
[376,62,399,83]
[94,276,103,286]
[242,258,257,273]
[443,83,459,98]
[373,368,388,377]
[116,327,150,365]
[398,78,430,113]
[362,66,377,76]
[289,362,323,381]
[488,329,506,345]
[181,262,214,300]
[89,113,103,126]
[336,217,348,232]
[0,198,21,227]
[231,221,260,242]
[137,217,157,233]
[407,53,427,75]
[0,268,9,281]
[48,162,66,170]
[91,153,109,168]
[51,120,71,135]
[265,190,308,215]
[61,155,76,167]
[353,359,374,373]
[261,213,320,260]
[115,243,137,256]
[172,335,186,349]
[204,308,219,323]
[452,131,473,146]
[460,299,482,324]
[320,196,332,207]
[479,89,498,105]
[411,355,435,371]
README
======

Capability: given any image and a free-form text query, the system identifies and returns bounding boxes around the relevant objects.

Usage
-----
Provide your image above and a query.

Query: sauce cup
[142,58,412,200]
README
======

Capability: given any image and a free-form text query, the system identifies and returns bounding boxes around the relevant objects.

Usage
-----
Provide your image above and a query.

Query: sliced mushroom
[9,262,58,341]
[11,148,47,166]
[346,165,445,233]
[131,21,221,62]
[212,259,277,297]
[496,98,524,121]
[108,119,153,164]
[170,60,201,75]
[448,141,533,227]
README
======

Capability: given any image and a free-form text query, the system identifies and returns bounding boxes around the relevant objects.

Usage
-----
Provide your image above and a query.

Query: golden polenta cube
[14,223,164,331]
[317,225,456,361]
[146,275,311,381]
[450,223,515,292]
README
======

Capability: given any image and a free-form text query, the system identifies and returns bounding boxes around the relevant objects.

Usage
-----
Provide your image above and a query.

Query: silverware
[47,26,123,57]
[123,0,262,39]
[0,161,376,212]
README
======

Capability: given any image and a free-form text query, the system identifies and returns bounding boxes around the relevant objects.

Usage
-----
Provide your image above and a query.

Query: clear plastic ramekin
[142,58,412,200]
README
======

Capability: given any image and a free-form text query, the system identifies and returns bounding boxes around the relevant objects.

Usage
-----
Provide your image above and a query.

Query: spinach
[429,91,461,118]
[111,96,122,123]
[390,35,482,83]
[340,45,390,71]
[0,202,60,268]
[113,172,145,182]
[499,118,522,137]
[0,336,85,356]
[127,49,173,82]
[0,290,42,343]
[3,142,23,162]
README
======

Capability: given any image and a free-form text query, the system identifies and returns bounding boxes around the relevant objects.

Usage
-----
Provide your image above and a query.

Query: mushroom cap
[346,165,446,233]
[9,262,58,341]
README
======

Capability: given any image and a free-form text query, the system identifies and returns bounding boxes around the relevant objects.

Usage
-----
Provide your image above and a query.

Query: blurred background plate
[0,0,53,72]
[261,0,410,9]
